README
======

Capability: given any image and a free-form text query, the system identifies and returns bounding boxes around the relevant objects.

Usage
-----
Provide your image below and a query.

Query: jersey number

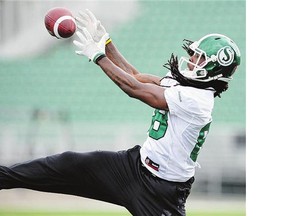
[148,109,168,140]
[190,122,212,162]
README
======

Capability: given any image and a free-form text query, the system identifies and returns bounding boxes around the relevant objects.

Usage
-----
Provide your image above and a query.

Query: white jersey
[140,75,215,182]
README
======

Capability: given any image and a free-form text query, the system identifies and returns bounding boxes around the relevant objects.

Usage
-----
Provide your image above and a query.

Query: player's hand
[73,28,109,64]
[75,9,111,45]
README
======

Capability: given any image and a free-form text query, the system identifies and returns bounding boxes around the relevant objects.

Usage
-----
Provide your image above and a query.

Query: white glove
[73,28,109,63]
[75,9,110,44]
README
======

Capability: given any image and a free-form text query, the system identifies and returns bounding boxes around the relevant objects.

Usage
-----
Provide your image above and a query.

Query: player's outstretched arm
[105,41,161,85]
[97,57,167,110]
[73,29,167,110]
[75,9,161,85]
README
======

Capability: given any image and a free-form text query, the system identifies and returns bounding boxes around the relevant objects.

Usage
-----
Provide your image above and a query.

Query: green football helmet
[179,33,241,82]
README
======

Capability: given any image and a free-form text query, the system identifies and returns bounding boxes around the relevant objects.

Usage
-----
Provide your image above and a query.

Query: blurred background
[0,0,245,214]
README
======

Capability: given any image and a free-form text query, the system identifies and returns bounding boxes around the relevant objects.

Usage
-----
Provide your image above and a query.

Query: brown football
[44,7,76,39]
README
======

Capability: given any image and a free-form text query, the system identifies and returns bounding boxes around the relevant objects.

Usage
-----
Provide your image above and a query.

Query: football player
[0,9,241,216]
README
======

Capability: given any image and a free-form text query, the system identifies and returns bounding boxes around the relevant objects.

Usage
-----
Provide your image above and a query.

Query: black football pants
[0,145,194,216]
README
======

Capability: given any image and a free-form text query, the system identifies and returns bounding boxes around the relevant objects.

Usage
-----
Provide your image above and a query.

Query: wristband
[105,38,112,45]
[93,53,106,64]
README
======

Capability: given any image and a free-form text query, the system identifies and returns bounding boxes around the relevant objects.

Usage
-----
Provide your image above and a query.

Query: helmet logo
[217,46,234,66]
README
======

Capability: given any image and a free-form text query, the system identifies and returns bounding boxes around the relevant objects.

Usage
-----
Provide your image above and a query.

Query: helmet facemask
[179,41,209,81]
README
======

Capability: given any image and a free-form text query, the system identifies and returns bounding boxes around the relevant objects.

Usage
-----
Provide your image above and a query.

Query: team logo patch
[145,156,160,171]
[217,46,234,66]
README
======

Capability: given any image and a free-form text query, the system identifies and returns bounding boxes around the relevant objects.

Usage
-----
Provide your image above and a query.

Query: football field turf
[0,210,245,216]
[0,191,245,216]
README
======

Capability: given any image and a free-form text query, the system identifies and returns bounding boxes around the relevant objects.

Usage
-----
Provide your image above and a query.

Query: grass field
[0,211,245,216]
[0,191,245,216]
